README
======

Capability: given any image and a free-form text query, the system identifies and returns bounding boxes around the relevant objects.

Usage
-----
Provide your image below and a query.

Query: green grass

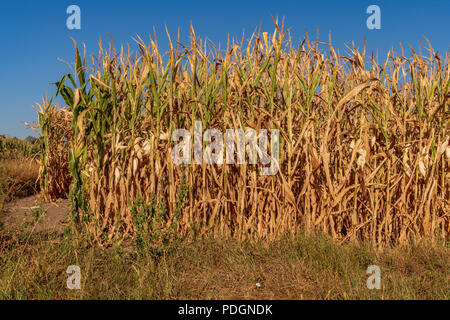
[0,230,448,299]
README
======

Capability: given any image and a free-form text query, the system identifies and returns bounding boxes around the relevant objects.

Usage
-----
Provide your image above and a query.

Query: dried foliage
[0,136,40,206]
[33,103,73,201]
[39,21,449,247]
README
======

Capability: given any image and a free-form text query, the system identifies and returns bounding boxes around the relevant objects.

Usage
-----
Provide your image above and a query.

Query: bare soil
[0,195,70,234]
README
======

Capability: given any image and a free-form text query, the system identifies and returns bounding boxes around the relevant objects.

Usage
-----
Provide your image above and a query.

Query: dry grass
[0,231,448,299]
[0,136,40,212]
[36,20,449,247]
[0,159,39,199]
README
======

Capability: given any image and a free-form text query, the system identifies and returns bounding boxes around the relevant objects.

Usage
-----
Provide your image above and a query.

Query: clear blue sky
[0,0,448,138]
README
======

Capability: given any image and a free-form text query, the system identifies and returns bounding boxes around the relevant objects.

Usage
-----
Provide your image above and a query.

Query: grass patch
[0,230,447,299]
[0,136,40,213]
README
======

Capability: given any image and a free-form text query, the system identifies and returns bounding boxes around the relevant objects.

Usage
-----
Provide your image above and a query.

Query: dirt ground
[0,195,70,234]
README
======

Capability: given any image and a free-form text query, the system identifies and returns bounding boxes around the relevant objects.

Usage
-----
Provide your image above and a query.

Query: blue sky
[0,0,448,138]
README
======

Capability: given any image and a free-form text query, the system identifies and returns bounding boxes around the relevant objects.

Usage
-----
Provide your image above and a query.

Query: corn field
[35,22,449,247]
[0,136,39,160]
